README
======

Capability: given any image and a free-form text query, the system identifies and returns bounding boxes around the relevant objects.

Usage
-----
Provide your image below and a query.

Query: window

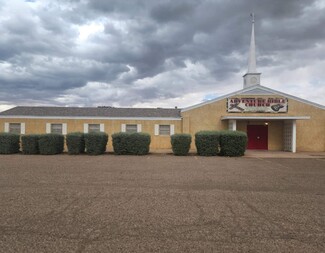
[46,123,67,134]
[83,123,104,133]
[154,124,175,136]
[51,124,62,134]
[126,124,138,133]
[121,124,142,133]
[159,125,170,135]
[5,123,25,134]
[9,123,21,134]
[88,124,100,133]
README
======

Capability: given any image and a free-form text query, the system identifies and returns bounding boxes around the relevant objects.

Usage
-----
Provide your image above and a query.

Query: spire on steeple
[248,13,257,73]
[243,13,261,88]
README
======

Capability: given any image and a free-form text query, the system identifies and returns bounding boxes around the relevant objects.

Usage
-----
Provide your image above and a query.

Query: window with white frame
[121,124,142,133]
[46,123,67,134]
[159,125,170,135]
[9,123,21,134]
[83,123,104,133]
[51,124,63,134]
[126,124,138,133]
[4,122,25,134]
[154,124,174,136]
[88,124,100,133]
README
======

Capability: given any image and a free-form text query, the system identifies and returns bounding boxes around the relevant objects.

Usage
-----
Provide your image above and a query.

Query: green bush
[66,132,85,155]
[21,134,40,154]
[171,134,192,156]
[84,132,108,155]
[38,134,64,155]
[195,131,219,156]
[112,132,151,155]
[219,131,248,157]
[0,133,20,154]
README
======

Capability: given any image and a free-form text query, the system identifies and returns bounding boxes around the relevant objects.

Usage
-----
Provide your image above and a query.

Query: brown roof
[0,106,181,118]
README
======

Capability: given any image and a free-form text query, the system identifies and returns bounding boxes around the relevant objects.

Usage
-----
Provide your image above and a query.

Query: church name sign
[227,97,288,113]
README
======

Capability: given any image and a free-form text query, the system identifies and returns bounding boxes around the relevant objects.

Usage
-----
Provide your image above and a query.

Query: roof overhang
[0,115,182,121]
[221,116,310,120]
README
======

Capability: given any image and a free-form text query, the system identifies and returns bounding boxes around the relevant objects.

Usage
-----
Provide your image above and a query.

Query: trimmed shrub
[0,133,20,154]
[84,132,108,155]
[195,131,219,156]
[171,134,192,156]
[38,134,64,155]
[112,132,151,155]
[219,131,248,157]
[21,134,40,154]
[66,132,85,155]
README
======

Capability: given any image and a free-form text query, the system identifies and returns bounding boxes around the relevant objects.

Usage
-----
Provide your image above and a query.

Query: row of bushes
[171,131,247,157]
[0,130,247,156]
[195,131,247,157]
[0,132,107,155]
[0,132,150,156]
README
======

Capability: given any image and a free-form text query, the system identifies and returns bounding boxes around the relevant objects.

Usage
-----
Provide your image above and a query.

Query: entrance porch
[221,116,310,153]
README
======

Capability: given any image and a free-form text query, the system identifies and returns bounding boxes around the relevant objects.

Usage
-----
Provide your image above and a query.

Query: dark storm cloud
[0,0,324,109]
[150,1,196,23]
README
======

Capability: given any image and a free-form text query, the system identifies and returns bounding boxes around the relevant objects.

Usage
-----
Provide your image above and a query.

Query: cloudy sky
[0,0,324,112]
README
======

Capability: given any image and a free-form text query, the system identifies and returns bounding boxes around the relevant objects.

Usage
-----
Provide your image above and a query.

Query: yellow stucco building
[0,16,324,152]
[0,85,324,153]
[0,107,182,151]
[182,85,325,152]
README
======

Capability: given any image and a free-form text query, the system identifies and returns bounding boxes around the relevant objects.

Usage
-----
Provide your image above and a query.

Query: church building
[1,16,324,152]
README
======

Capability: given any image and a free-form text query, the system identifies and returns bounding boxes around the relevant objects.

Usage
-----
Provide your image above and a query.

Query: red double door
[247,125,268,150]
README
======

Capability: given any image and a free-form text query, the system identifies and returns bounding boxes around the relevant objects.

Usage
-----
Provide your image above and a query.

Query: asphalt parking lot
[0,154,324,253]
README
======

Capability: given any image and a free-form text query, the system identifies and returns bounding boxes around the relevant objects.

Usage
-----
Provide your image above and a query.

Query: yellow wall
[0,118,181,150]
[0,96,324,152]
[181,96,325,152]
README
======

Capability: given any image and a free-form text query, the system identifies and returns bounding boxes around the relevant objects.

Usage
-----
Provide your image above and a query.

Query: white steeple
[243,13,261,88]
[248,13,257,72]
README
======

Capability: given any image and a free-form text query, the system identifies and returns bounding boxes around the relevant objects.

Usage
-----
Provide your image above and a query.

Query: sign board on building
[227,97,288,113]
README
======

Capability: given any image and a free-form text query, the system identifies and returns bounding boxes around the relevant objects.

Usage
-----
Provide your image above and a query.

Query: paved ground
[0,154,324,253]
[154,149,325,159]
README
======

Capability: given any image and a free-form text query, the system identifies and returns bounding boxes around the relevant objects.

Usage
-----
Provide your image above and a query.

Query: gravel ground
[0,154,324,253]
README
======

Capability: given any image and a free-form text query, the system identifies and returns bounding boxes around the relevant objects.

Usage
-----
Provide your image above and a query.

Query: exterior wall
[181,101,229,134]
[181,99,229,150]
[0,95,324,152]
[0,118,182,150]
[288,100,325,152]
[181,96,325,152]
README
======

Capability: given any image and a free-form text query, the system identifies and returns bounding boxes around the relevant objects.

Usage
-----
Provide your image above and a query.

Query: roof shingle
[0,106,181,118]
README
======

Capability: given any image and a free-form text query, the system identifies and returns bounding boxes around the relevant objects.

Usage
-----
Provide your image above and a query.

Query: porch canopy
[221,116,310,153]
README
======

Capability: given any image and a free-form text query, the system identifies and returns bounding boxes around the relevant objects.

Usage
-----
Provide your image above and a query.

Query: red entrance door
[247,125,268,150]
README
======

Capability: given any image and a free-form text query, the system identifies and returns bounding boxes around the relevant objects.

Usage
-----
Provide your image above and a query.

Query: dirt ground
[0,154,324,253]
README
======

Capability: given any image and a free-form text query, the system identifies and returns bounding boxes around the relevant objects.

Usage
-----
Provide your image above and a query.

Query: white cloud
[77,22,104,41]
